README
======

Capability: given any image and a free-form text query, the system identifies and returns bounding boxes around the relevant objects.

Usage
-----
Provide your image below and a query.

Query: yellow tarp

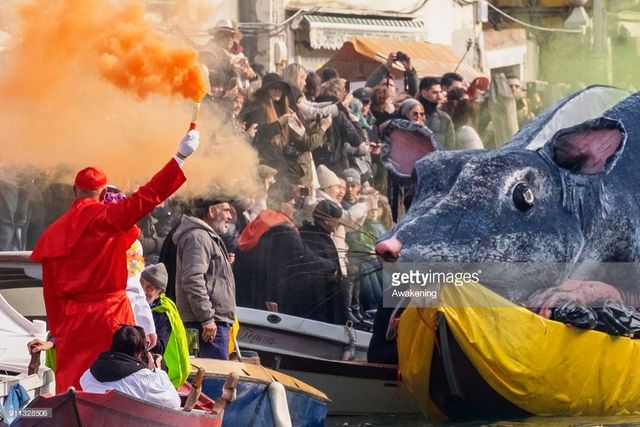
[398,282,640,419]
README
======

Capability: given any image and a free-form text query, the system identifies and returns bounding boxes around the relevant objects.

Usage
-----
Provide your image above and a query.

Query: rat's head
[377,116,626,295]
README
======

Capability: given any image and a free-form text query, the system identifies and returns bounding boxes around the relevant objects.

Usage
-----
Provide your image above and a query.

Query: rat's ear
[544,117,625,175]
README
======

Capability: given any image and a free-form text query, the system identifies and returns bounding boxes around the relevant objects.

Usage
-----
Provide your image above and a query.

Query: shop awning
[320,37,484,82]
[300,15,427,50]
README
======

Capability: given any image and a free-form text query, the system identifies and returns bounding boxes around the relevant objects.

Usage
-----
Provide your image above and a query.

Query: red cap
[74,166,107,190]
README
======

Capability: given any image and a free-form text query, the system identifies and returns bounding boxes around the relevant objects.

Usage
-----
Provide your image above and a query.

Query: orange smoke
[0,0,257,198]
[98,4,207,101]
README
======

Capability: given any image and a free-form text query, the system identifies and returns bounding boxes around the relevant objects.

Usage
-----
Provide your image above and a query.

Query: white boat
[235,306,370,361]
[0,292,55,423]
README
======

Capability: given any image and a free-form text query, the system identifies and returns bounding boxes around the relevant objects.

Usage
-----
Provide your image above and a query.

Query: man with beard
[173,197,236,360]
[417,76,455,150]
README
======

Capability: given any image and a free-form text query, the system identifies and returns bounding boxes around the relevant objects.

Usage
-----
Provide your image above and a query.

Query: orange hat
[74,166,107,190]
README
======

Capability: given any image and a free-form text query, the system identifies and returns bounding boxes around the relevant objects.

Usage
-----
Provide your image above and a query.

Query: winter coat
[312,101,363,173]
[173,216,236,325]
[418,96,456,150]
[234,210,337,316]
[299,221,343,324]
[303,189,371,276]
[242,101,325,186]
[455,125,484,150]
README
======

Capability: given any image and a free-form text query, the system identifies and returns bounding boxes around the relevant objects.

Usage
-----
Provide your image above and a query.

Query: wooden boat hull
[11,389,222,427]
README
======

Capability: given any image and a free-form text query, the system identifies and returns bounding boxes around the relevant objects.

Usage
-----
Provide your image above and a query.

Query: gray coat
[173,216,236,325]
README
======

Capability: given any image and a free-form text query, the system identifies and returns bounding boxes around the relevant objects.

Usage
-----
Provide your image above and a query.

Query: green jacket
[152,294,190,388]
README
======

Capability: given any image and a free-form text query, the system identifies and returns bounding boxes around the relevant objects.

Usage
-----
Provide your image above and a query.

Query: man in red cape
[31,131,199,393]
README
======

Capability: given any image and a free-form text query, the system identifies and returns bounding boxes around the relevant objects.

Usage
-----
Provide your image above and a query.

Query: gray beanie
[399,98,422,119]
[141,263,168,292]
[342,168,361,185]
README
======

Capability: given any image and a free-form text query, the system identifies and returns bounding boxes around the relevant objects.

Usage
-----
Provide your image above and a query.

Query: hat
[141,263,168,292]
[193,195,235,211]
[257,164,278,181]
[353,87,372,104]
[398,98,422,119]
[342,168,361,185]
[313,200,343,220]
[317,165,341,189]
[255,73,291,98]
[208,19,243,41]
[75,166,107,191]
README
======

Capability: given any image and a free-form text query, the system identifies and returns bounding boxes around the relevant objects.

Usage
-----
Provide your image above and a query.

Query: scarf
[90,351,146,382]
[237,209,296,251]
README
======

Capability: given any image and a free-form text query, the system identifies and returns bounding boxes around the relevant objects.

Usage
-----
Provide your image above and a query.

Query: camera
[282,144,301,160]
[396,51,408,62]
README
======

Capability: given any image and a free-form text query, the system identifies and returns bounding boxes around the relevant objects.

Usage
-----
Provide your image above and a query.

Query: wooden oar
[28,350,41,375]
[183,366,205,412]
[211,372,239,415]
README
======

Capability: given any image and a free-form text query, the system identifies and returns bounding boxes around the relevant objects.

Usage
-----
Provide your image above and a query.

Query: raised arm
[104,131,199,231]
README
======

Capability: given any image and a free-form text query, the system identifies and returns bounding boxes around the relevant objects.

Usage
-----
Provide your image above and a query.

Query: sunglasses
[411,111,426,117]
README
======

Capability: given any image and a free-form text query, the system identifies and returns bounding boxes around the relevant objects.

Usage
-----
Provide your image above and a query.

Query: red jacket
[31,159,186,393]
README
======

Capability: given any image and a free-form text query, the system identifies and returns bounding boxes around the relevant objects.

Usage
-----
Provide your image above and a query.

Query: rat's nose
[375,237,402,262]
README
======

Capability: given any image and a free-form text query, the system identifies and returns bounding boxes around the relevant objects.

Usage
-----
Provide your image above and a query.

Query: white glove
[177,130,199,159]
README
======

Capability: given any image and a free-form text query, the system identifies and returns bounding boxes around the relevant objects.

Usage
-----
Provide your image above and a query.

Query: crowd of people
[5,19,553,405]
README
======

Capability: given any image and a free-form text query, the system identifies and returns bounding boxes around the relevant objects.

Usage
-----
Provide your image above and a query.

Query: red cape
[31,159,186,393]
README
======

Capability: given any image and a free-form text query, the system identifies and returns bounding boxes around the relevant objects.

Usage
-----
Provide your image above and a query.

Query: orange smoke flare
[98,4,207,101]
[0,0,258,198]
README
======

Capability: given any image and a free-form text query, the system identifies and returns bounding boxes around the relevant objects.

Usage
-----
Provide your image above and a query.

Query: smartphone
[298,186,310,197]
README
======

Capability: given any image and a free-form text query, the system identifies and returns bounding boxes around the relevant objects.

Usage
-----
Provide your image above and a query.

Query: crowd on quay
[0,19,551,407]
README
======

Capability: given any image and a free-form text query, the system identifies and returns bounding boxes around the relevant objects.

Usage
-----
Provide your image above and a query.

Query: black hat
[313,200,343,220]
[256,73,291,98]
[353,87,372,104]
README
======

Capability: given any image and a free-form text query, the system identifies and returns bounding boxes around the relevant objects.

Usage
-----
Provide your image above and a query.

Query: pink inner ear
[388,129,435,175]
[567,129,622,174]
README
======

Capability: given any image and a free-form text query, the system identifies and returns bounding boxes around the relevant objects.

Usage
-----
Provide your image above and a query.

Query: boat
[192,357,329,427]
[254,350,420,415]
[11,388,223,427]
[0,251,418,416]
[235,306,371,361]
[398,281,640,421]
[0,292,55,424]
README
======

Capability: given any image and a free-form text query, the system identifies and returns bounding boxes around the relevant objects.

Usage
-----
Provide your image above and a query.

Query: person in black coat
[299,200,345,324]
[233,184,337,315]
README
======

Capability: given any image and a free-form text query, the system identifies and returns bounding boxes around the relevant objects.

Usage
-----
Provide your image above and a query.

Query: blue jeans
[184,321,231,360]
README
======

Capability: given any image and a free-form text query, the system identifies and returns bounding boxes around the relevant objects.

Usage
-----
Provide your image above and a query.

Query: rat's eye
[513,182,534,212]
